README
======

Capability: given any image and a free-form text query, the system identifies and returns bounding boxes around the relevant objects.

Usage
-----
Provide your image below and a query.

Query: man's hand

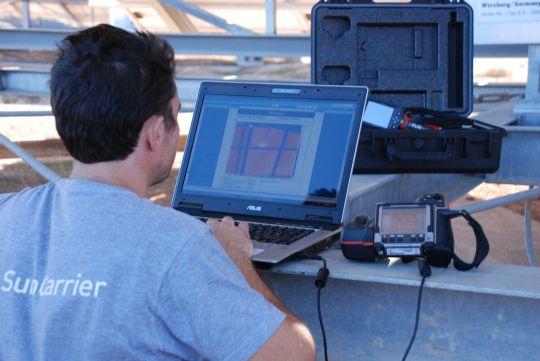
[207,216,252,268]
[208,216,316,361]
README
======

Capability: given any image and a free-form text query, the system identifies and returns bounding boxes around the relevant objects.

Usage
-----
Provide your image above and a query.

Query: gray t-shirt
[0,179,284,361]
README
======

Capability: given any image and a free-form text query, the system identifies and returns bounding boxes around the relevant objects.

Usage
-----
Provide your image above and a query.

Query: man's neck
[70,159,149,197]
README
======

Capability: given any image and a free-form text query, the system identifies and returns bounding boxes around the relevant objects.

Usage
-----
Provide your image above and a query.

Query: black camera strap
[447,210,490,271]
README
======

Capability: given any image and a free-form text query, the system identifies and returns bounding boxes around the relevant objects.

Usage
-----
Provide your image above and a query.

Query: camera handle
[443,210,490,271]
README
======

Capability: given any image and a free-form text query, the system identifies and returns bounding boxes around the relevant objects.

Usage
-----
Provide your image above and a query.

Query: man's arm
[208,217,316,361]
[250,314,315,361]
[225,247,316,361]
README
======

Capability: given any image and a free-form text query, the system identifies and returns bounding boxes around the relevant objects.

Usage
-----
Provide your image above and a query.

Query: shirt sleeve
[156,227,286,361]
[0,193,14,207]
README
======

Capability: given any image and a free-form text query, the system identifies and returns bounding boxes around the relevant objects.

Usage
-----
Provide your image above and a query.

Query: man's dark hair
[50,24,177,163]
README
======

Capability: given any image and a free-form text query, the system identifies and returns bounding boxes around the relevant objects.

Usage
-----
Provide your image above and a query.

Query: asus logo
[247,205,262,212]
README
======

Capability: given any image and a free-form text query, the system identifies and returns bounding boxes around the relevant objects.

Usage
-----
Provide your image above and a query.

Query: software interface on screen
[182,94,358,206]
[381,208,428,235]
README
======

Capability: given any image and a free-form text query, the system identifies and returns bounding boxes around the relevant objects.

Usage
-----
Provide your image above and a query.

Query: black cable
[296,252,329,361]
[317,286,328,361]
[401,276,426,361]
[402,260,431,361]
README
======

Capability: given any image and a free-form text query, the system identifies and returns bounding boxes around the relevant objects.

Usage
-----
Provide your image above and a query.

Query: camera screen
[380,207,428,235]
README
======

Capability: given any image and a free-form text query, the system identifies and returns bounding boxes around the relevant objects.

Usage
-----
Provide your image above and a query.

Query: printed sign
[470,0,540,23]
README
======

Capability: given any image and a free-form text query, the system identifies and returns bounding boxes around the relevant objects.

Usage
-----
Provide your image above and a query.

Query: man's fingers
[221,216,235,225]
[207,219,222,232]
[238,222,250,239]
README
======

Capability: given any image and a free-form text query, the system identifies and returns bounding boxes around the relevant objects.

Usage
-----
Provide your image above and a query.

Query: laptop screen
[181,94,358,207]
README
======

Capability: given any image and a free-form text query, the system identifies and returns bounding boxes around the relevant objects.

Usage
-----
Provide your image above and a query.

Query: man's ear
[141,115,166,152]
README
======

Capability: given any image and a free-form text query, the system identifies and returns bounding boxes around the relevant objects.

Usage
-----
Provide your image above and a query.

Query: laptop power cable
[402,259,432,361]
[297,252,330,361]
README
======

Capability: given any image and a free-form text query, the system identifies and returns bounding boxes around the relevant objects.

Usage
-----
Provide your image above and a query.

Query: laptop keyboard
[198,217,315,245]
[249,223,315,245]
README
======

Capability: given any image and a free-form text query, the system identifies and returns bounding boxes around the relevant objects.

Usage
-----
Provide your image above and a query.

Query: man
[0,24,315,361]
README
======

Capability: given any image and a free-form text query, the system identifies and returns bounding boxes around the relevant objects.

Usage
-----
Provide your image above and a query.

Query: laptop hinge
[177,201,203,210]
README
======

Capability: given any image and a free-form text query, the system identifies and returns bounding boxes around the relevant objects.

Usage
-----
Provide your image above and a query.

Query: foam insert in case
[311,0,506,174]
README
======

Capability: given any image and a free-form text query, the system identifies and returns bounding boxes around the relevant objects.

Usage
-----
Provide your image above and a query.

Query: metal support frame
[514,45,540,124]
[265,0,276,35]
[59,3,83,28]
[485,126,540,185]
[462,187,540,214]
[0,133,60,182]
[119,7,146,32]
[159,0,254,35]
[148,0,198,33]
[9,1,22,17]
[461,186,540,267]
[0,69,202,110]
[0,70,52,94]
[293,8,309,34]
[0,29,306,56]
[0,29,530,58]
[262,253,540,360]
[0,110,52,116]
[22,0,30,28]
[108,6,135,31]
[525,188,537,266]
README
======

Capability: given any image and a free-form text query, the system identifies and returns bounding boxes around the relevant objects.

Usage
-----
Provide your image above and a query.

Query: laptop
[172,81,368,265]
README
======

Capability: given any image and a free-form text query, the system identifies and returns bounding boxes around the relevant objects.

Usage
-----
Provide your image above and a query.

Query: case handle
[386,144,456,161]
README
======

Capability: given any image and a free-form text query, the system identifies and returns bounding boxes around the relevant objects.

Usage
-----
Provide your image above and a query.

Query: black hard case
[311,0,505,174]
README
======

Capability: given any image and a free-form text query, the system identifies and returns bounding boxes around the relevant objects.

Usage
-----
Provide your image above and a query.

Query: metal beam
[473,44,531,58]
[176,1,312,11]
[263,250,540,360]
[0,29,307,56]
[22,0,30,28]
[60,3,84,29]
[525,191,537,266]
[514,45,540,124]
[484,126,540,185]
[25,0,311,10]
[0,69,200,112]
[0,29,527,58]
[0,72,531,119]
[345,173,483,222]
[120,7,147,32]
[0,132,61,182]
[461,186,540,214]
[0,0,90,3]
[0,70,51,93]
[149,0,198,33]
[159,0,254,35]
[293,9,310,33]
[0,110,52,117]
[9,2,22,17]
[265,0,276,35]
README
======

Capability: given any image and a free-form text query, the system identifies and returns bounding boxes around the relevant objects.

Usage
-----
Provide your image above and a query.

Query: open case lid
[311,0,474,116]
